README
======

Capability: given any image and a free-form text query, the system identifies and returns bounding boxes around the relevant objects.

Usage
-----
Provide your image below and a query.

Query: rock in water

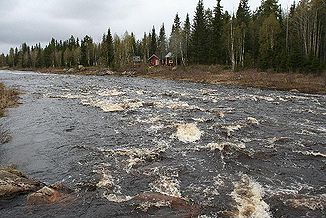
[0,167,41,198]
[27,186,63,205]
[133,192,201,217]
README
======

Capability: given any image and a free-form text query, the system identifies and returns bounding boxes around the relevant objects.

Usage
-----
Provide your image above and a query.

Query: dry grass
[137,66,326,94]
[0,83,19,144]
[0,82,19,117]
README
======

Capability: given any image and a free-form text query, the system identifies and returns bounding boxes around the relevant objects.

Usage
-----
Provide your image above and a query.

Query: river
[0,70,325,217]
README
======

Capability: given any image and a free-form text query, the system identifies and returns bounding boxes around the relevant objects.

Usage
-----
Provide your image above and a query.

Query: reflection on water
[0,70,325,217]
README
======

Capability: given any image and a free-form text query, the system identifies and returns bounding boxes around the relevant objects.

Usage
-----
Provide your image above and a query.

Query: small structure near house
[165,52,174,66]
[133,56,141,63]
[148,54,160,66]
[133,56,141,66]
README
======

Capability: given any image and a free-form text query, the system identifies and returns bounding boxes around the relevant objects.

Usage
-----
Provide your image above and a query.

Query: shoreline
[2,66,325,95]
[0,82,19,117]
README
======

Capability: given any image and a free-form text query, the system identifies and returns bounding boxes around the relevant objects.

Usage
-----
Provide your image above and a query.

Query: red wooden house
[148,54,160,66]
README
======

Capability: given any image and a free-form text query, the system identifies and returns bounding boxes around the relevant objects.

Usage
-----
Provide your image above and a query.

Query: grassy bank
[138,65,326,94]
[6,65,326,94]
[0,83,19,117]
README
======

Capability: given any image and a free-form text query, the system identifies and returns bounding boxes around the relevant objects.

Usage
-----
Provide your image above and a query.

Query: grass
[0,82,19,144]
[137,65,326,94]
[0,82,19,117]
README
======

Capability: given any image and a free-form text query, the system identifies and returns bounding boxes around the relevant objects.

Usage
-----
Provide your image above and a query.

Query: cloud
[0,0,290,54]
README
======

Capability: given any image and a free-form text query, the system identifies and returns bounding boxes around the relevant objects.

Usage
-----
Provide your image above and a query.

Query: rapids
[0,70,325,217]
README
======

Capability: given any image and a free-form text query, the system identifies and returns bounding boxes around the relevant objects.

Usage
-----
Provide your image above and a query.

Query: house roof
[165,52,172,58]
[148,54,160,61]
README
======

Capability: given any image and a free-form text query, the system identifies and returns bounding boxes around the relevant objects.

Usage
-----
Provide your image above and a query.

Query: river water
[0,70,325,217]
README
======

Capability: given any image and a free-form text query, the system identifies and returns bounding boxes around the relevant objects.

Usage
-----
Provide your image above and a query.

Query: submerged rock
[0,167,41,198]
[133,192,201,217]
[0,167,72,205]
[27,186,64,205]
[27,182,73,205]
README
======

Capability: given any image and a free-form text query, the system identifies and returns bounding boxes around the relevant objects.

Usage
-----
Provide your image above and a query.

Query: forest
[0,0,325,73]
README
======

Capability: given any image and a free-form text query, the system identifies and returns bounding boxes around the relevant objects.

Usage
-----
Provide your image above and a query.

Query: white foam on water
[294,150,326,158]
[218,111,225,118]
[167,102,190,110]
[127,101,143,109]
[207,143,225,151]
[154,100,205,111]
[94,165,133,203]
[137,200,171,212]
[231,175,271,218]
[175,123,202,143]
[148,124,165,133]
[150,175,182,198]
[247,117,259,125]
[97,89,125,97]
[81,98,125,112]
[154,100,189,109]
[96,168,114,188]
[222,124,243,137]
[46,93,86,99]
[198,215,215,218]
[135,116,161,124]
[135,90,144,95]
[250,95,275,102]
[103,192,133,203]
[99,141,170,173]
[195,141,246,152]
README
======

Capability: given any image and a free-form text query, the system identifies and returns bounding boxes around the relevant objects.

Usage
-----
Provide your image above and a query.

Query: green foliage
[170,13,183,65]
[158,24,167,60]
[190,0,208,64]
[2,0,325,72]
[150,26,157,56]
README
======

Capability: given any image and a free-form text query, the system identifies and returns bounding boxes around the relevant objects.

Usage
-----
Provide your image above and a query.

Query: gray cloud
[0,0,290,54]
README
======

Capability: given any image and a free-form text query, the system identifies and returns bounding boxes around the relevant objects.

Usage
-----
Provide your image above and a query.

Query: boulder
[0,167,41,198]
[27,186,63,205]
[133,192,201,217]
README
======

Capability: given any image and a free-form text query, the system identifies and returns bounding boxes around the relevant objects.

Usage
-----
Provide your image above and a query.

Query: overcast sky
[0,0,291,54]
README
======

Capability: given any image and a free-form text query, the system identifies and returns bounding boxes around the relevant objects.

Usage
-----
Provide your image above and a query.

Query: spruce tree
[211,0,224,64]
[236,0,252,68]
[170,13,182,65]
[150,26,157,55]
[183,14,191,64]
[190,0,207,64]
[158,23,167,60]
[107,29,114,68]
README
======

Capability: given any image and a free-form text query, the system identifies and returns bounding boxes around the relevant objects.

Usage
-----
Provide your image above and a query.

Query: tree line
[0,0,325,72]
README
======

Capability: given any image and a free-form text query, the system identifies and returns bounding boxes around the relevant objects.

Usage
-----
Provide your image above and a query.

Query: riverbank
[0,82,19,117]
[4,65,326,94]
